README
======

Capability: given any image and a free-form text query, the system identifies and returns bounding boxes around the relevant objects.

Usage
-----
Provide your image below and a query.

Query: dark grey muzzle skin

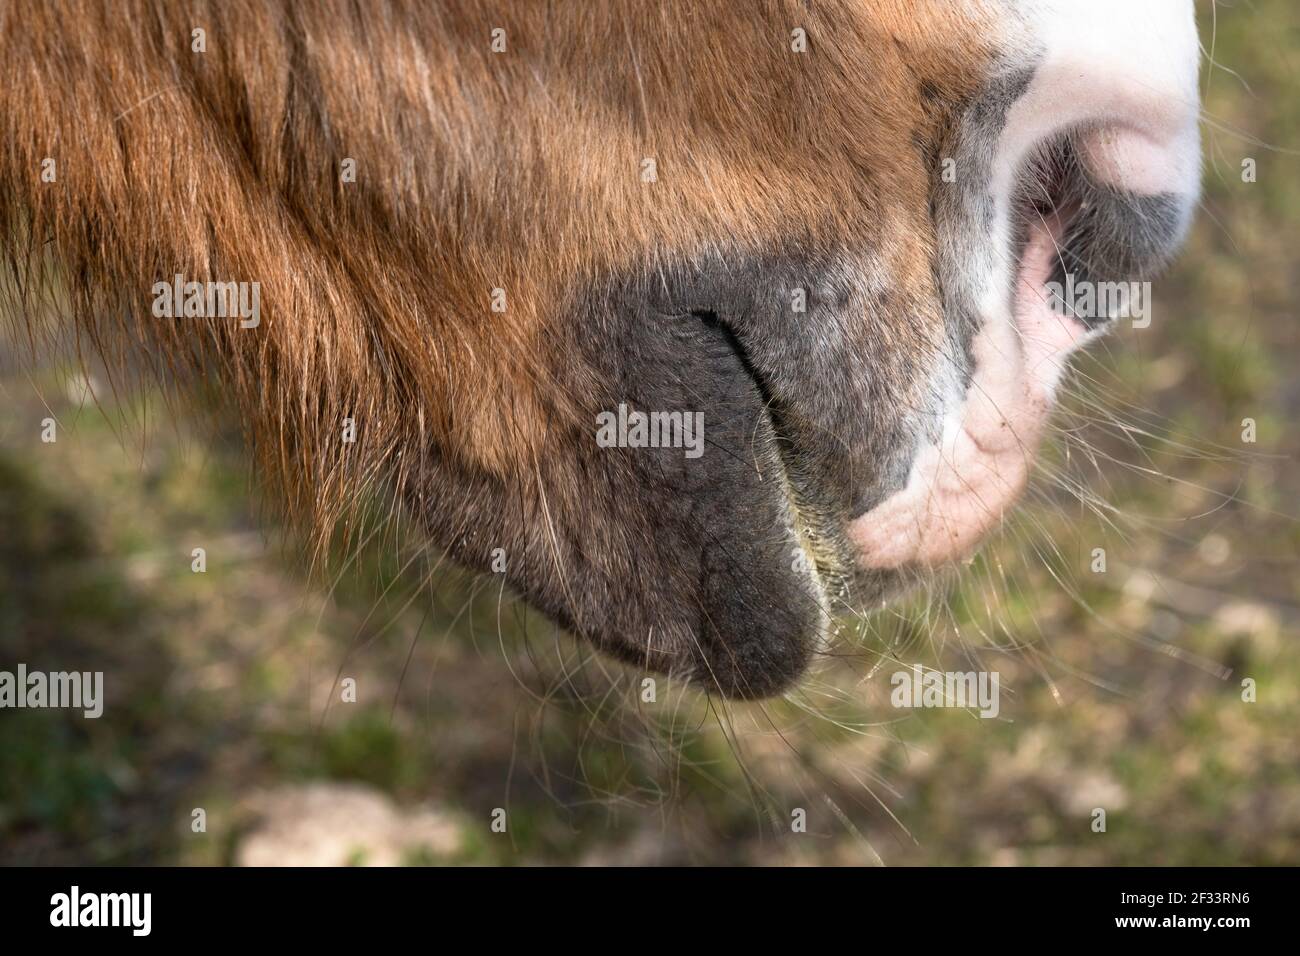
[420,61,1200,701]
[447,300,827,700]
[418,240,917,700]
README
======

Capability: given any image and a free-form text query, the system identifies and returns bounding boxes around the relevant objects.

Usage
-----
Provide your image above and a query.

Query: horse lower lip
[690,309,847,589]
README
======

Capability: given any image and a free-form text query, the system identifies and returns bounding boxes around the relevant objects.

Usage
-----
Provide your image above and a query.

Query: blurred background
[2,0,1297,865]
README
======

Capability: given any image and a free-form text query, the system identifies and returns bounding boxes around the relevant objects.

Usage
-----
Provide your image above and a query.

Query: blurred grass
[2,0,1298,865]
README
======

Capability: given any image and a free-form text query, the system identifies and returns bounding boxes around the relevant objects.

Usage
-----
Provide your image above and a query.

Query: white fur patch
[850,0,1200,570]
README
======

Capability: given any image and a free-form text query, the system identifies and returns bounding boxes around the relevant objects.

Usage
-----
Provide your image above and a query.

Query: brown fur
[2,1,990,521]
[1,1,999,693]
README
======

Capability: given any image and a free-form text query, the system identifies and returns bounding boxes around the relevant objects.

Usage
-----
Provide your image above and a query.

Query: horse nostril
[1019,137,1088,237]
[1001,0,1201,218]
[1010,126,1196,334]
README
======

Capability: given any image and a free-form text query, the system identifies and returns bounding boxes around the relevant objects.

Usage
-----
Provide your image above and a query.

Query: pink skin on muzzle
[849,213,1088,570]
[847,0,1200,572]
